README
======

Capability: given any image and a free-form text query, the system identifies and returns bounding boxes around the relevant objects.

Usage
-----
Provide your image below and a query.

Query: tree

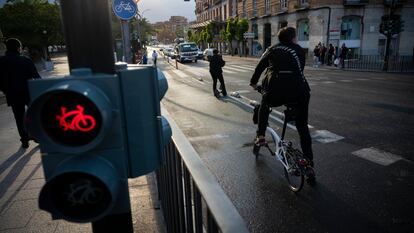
[225,18,237,55]
[236,18,249,56]
[0,1,64,59]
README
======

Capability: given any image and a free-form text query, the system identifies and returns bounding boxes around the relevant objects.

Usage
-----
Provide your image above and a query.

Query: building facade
[194,0,414,57]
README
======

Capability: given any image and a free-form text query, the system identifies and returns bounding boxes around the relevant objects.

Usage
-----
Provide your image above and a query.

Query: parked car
[203,48,215,61]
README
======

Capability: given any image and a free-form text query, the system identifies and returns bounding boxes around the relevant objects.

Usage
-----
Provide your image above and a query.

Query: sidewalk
[0,55,166,233]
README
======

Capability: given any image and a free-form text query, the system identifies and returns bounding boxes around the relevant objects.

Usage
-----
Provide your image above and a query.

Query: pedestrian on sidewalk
[339,43,348,69]
[209,49,227,98]
[320,44,326,65]
[152,50,158,66]
[327,44,334,66]
[313,45,320,68]
[0,38,41,149]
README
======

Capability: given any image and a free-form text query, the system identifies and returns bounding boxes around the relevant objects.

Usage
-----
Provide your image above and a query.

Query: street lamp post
[42,30,49,61]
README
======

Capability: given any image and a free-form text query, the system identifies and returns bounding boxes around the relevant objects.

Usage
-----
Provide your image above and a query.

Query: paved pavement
[0,55,166,233]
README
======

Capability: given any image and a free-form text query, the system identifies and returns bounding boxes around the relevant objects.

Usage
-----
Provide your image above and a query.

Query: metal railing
[343,54,414,72]
[156,109,250,233]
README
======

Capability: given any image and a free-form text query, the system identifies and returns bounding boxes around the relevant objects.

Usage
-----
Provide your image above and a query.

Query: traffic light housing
[380,14,404,35]
[26,66,171,222]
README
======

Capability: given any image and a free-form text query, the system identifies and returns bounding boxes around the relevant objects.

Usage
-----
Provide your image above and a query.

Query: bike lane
[158,58,414,233]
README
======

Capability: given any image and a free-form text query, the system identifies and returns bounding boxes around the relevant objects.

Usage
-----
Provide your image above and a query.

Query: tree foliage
[236,18,249,42]
[0,1,64,49]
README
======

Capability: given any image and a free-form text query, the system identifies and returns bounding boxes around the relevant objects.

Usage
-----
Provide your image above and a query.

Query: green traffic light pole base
[92,212,133,233]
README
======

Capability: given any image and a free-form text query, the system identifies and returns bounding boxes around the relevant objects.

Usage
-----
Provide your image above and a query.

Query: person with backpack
[209,49,227,98]
[250,27,314,168]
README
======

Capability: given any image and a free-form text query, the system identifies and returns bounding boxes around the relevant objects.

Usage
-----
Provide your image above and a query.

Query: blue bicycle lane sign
[112,0,137,20]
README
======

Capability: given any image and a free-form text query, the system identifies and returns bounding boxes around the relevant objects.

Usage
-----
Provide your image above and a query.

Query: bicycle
[56,105,96,132]
[114,1,135,13]
[251,88,315,193]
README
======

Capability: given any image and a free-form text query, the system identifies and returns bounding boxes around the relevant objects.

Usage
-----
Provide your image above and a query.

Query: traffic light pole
[59,1,133,232]
[383,0,395,71]
[60,0,115,74]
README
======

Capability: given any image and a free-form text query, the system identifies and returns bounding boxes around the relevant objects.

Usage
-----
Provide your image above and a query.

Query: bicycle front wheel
[283,153,304,192]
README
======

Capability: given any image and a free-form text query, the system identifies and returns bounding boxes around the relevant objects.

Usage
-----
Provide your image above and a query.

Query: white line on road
[188,134,229,142]
[352,147,403,166]
[355,78,369,81]
[339,80,352,82]
[227,65,253,71]
[321,81,336,84]
[223,69,237,74]
[311,130,344,143]
[236,90,251,94]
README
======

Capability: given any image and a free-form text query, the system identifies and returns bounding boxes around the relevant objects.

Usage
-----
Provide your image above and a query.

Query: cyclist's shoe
[254,137,267,147]
[21,141,29,149]
[305,167,316,185]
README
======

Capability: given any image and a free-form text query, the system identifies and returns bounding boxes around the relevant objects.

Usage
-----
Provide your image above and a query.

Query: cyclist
[249,27,314,167]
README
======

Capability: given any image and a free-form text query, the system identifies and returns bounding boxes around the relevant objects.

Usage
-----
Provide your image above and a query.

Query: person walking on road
[313,45,320,68]
[152,50,158,66]
[0,38,41,148]
[209,49,227,98]
[250,27,314,168]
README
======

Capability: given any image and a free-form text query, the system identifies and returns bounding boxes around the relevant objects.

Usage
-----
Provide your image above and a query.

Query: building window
[297,19,309,41]
[265,0,270,14]
[224,4,227,20]
[300,0,308,5]
[253,0,257,16]
[252,24,258,39]
[341,16,361,40]
[243,0,247,17]
[280,0,288,9]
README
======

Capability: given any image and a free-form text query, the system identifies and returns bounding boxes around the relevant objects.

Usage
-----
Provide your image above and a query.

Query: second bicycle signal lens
[41,91,102,147]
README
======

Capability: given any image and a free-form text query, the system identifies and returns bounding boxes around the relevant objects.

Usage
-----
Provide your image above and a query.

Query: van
[175,42,198,63]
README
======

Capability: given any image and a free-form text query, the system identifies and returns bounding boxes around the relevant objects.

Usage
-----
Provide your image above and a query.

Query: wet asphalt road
[156,50,414,233]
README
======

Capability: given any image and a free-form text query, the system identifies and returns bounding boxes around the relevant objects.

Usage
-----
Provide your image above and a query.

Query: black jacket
[0,51,41,106]
[209,54,225,74]
[250,43,310,102]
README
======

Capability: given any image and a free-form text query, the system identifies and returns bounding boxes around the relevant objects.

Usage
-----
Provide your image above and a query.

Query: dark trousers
[11,104,29,142]
[210,72,227,96]
[257,94,313,160]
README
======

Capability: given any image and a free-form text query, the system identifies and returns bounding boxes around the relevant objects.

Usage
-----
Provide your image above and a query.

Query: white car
[203,48,215,61]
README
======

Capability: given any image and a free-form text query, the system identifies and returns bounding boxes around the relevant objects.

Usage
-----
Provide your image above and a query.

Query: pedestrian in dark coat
[327,44,334,66]
[209,49,227,97]
[339,43,348,68]
[0,38,41,148]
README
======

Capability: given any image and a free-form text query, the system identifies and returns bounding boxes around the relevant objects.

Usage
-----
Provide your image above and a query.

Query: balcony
[248,9,258,19]
[203,2,210,10]
[383,0,404,6]
[343,0,368,6]
[258,6,272,18]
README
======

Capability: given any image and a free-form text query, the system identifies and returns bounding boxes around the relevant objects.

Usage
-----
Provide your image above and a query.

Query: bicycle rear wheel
[283,149,304,192]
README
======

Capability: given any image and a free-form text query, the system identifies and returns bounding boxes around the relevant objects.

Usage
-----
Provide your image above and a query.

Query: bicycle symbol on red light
[56,105,96,132]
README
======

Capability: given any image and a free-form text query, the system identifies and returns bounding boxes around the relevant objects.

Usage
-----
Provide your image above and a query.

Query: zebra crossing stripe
[227,65,253,71]
[172,69,189,78]
[352,147,403,166]
[223,69,237,74]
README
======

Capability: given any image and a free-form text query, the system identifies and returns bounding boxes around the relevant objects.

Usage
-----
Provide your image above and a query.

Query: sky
[0,0,197,23]
[137,0,196,23]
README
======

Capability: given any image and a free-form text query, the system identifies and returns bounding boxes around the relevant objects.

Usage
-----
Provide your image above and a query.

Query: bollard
[175,59,178,69]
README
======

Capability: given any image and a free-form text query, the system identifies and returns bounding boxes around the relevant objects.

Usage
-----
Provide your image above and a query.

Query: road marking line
[339,80,352,82]
[236,90,251,94]
[321,81,336,84]
[223,69,237,74]
[227,65,253,71]
[163,71,174,80]
[188,134,229,142]
[311,130,344,143]
[352,147,403,166]
[355,78,369,81]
